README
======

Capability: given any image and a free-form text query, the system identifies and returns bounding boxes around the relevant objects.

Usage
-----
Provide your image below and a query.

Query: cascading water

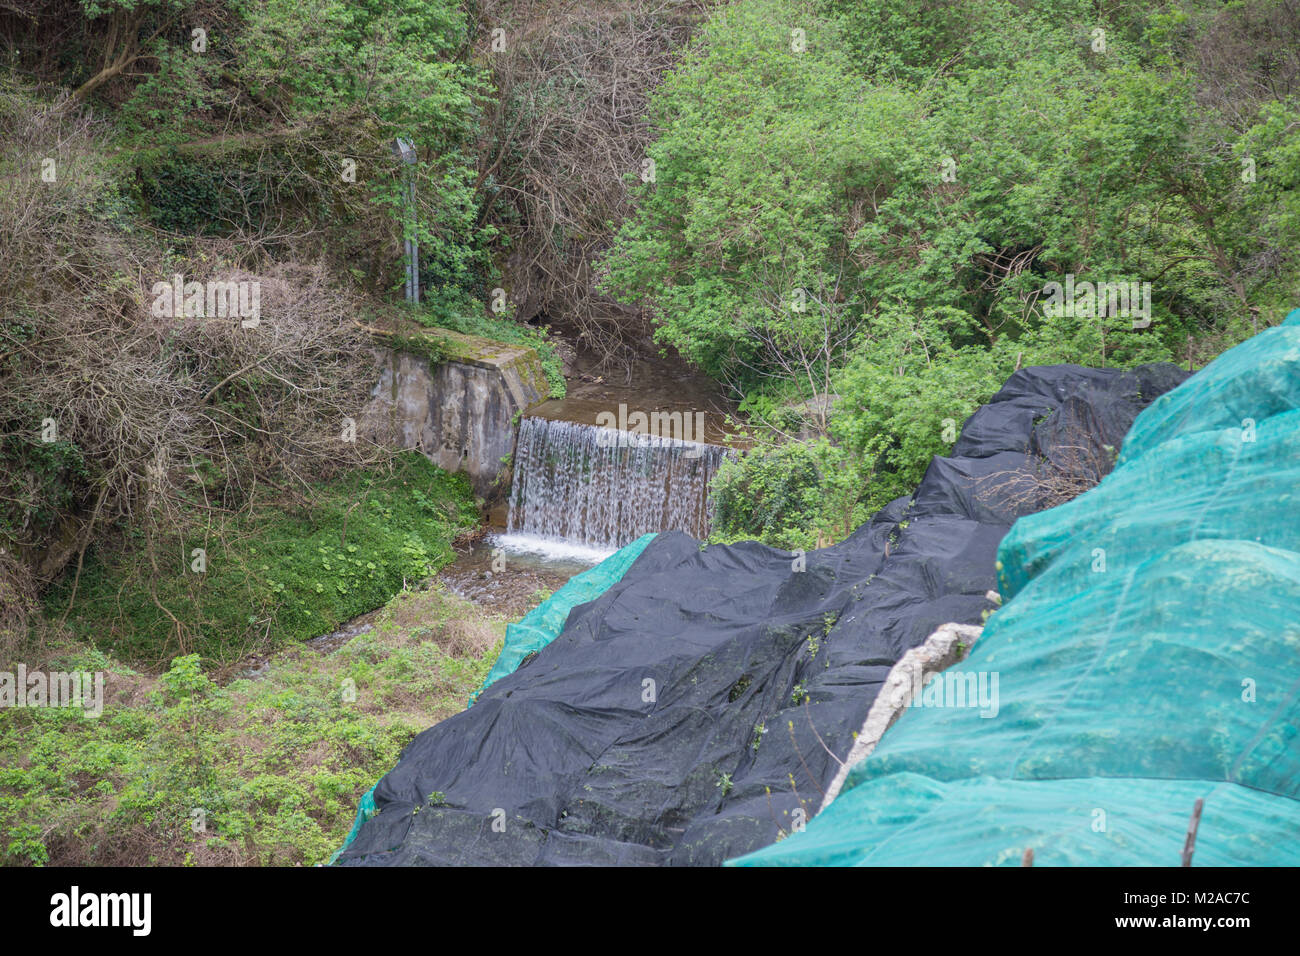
[505,416,729,552]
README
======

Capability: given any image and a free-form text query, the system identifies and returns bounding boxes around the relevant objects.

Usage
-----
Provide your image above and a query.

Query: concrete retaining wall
[361,334,549,501]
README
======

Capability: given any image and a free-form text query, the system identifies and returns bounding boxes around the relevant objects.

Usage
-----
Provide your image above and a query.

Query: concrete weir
[360,330,549,501]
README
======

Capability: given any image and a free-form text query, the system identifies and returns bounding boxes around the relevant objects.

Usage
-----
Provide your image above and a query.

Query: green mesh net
[734,310,1300,866]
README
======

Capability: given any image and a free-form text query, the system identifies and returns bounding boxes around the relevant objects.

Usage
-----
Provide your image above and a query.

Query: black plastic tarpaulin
[337,363,1187,866]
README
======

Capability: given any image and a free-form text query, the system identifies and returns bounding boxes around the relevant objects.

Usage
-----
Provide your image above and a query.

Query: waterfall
[506,417,729,550]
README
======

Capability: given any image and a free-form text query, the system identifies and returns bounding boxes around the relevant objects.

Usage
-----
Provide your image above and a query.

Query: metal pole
[410,178,419,304]
[404,170,414,303]
[406,231,414,302]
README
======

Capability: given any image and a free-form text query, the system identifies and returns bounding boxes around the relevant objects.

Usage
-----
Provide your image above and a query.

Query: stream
[236,331,741,676]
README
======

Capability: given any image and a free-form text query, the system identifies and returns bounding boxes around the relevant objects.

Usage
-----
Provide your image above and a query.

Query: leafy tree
[607,0,1299,545]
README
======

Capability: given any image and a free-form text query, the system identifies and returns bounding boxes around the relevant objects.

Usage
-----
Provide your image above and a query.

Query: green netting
[328,533,656,864]
[329,785,378,867]
[734,310,1300,866]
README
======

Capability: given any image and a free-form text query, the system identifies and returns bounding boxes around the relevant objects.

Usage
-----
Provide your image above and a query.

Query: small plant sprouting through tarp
[728,674,753,702]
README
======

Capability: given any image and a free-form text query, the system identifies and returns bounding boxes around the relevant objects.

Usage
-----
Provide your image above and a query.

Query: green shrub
[711,436,889,551]
[607,0,1294,547]
[51,454,479,664]
[0,587,503,867]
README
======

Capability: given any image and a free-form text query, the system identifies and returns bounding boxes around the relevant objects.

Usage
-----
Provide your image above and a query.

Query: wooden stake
[1181,798,1204,867]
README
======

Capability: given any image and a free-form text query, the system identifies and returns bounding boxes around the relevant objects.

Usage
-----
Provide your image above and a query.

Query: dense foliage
[1,1,524,628]
[52,454,478,664]
[604,0,1300,546]
[1,587,501,866]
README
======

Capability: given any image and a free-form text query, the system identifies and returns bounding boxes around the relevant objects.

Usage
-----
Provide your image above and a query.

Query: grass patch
[50,453,480,667]
[1,584,506,867]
